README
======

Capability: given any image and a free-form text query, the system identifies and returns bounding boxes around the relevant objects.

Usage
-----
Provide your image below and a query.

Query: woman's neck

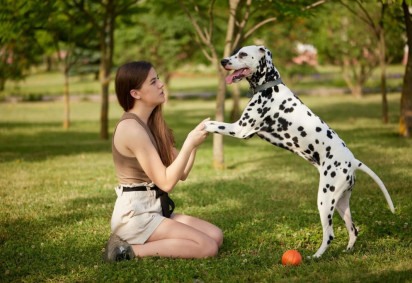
[127,107,153,124]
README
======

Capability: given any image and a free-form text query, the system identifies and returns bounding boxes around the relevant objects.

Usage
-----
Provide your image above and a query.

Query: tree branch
[243,0,325,42]
[223,0,240,57]
[338,0,381,38]
[244,17,277,40]
[178,0,210,46]
[208,0,216,45]
[355,0,380,35]
[233,0,251,49]
[114,1,138,17]
[70,0,101,30]
[304,0,326,10]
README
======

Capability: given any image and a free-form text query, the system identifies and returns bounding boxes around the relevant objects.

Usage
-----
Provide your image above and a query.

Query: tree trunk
[99,41,110,140]
[379,3,388,124]
[379,36,388,123]
[163,71,172,101]
[100,75,110,139]
[63,68,70,129]
[351,84,363,99]
[0,78,5,91]
[400,0,412,137]
[227,0,241,123]
[99,0,115,140]
[342,69,363,98]
[213,65,227,169]
[46,56,53,72]
[342,57,362,98]
[230,83,241,122]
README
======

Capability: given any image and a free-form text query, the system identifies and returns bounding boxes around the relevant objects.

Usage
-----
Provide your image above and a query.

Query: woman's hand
[185,118,210,149]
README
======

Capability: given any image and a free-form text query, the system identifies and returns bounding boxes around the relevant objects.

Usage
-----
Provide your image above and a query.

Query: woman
[104,61,223,262]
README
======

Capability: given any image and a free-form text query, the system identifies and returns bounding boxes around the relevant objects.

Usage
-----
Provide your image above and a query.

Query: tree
[177,0,227,169]
[178,0,323,169]
[0,1,53,90]
[0,0,101,129]
[400,0,412,137]
[47,2,98,129]
[339,0,389,120]
[314,3,383,98]
[62,0,140,139]
[338,0,403,123]
[114,4,197,98]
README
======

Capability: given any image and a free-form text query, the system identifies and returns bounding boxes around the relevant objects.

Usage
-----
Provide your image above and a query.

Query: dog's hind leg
[312,177,339,258]
[336,189,358,251]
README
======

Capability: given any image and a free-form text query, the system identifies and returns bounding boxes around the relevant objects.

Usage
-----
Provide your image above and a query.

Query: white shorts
[110,184,165,245]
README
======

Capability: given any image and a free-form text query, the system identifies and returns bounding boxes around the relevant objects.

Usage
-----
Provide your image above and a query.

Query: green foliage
[114,1,197,75]
[0,0,408,93]
[0,95,411,282]
[384,4,408,63]
[312,1,405,65]
[0,0,54,86]
[386,0,412,4]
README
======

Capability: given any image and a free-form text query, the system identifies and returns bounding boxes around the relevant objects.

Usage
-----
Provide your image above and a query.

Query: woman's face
[137,67,165,106]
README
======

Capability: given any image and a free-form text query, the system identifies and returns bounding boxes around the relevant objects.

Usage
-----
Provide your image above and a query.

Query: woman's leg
[131,216,222,258]
[171,213,223,247]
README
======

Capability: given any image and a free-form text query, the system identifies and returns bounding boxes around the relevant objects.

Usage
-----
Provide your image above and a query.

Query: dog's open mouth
[225,68,251,84]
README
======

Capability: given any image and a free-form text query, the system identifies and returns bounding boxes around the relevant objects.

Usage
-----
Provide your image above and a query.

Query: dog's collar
[251,78,283,94]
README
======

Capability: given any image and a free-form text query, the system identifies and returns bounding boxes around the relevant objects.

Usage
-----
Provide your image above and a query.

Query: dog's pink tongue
[225,69,244,84]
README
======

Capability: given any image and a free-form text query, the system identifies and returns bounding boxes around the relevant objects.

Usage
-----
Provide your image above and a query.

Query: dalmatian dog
[204,45,395,258]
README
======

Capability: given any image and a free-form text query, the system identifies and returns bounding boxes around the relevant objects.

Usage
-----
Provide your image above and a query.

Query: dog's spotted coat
[205,45,395,258]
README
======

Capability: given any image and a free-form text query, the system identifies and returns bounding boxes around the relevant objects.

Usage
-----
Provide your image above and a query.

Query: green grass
[0,93,411,282]
[1,71,105,99]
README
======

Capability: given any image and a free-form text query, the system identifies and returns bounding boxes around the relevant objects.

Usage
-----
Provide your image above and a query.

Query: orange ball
[281,250,302,266]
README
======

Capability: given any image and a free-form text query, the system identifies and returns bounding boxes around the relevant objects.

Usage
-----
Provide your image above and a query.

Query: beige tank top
[112,112,159,184]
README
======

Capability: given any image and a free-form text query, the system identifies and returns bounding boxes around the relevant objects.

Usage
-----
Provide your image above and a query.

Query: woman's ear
[130,89,141,100]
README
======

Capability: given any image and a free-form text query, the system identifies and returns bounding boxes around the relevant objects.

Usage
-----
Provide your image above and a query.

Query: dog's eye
[239,52,248,59]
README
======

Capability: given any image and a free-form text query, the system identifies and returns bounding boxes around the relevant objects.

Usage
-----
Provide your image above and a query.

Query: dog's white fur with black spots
[204,45,395,258]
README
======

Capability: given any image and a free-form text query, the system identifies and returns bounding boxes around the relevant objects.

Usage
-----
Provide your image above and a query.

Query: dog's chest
[251,87,349,166]
[251,87,318,136]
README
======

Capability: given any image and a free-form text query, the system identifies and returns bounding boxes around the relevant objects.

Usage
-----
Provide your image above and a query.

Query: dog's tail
[356,160,395,213]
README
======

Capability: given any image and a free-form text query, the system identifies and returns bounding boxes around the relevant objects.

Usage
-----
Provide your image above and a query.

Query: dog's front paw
[204,120,217,133]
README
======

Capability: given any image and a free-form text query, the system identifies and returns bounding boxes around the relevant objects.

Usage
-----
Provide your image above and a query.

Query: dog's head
[221,45,280,88]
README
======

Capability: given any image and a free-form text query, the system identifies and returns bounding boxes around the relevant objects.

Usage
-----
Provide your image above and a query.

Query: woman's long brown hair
[115,61,175,166]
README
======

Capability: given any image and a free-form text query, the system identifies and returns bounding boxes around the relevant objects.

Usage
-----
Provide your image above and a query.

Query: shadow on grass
[0,193,113,281]
[0,120,111,162]
[297,92,400,122]
[354,269,412,283]
[0,112,253,163]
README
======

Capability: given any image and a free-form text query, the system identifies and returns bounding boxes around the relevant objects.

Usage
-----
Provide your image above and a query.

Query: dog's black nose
[221,59,229,67]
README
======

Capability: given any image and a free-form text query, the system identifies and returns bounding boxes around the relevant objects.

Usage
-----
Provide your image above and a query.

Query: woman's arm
[117,119,208,192]
[173,147,197,181]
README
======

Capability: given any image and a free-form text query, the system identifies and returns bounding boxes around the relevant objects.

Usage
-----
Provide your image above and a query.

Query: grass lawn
[0,64,404,101]
[0,93,411,282]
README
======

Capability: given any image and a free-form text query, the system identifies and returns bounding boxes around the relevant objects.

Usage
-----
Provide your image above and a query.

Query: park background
[1,1,412,282]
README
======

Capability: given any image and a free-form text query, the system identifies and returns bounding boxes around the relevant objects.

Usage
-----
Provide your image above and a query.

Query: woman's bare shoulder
[116,118,146,136]
[114,118,152,152]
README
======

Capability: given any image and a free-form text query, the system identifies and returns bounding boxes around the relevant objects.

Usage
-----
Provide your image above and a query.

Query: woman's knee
[212,227,224,247]
[200,237,219,258]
